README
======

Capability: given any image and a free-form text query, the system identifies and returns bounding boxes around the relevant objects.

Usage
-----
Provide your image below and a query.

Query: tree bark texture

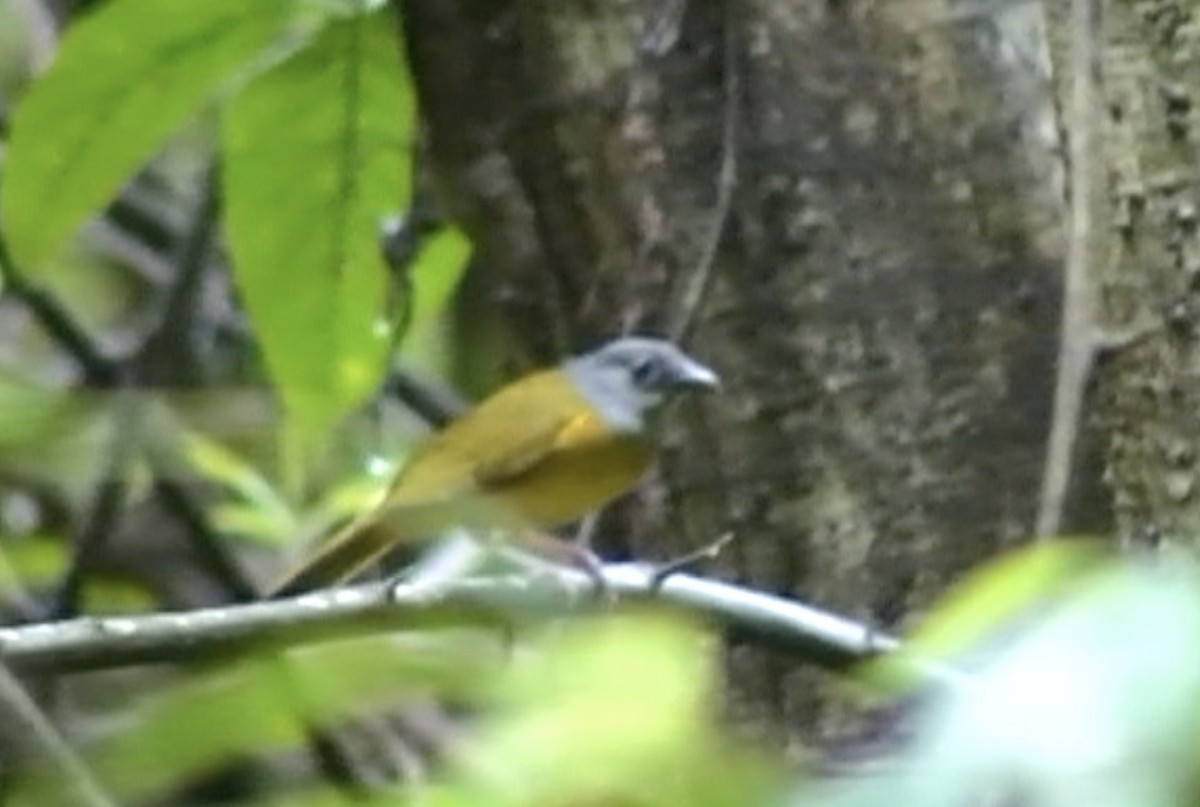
[401,0,1077,746]
[1092,0,1200,548]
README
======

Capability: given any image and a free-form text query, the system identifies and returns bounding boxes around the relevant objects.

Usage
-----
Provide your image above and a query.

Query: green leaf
[0,372,114,498]
[81,577,160,614]
[0,371,82,451]
[816,558,1200,807]
[182,431,297,541]
[397,225,473,373]
[0,535,158,612]
[445,613,735,807]
[222,7,415,442]
[0,534,67,591]
[209,503,294,545]
[864,539,1108,692]
[13,634,495,804]
[312,465,395,520]
[1,0,323,270]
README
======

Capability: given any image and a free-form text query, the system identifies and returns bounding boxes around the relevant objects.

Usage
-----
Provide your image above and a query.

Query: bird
[268,337,719,597]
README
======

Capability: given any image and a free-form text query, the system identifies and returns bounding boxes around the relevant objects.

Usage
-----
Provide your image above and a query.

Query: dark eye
[631,358,657,386]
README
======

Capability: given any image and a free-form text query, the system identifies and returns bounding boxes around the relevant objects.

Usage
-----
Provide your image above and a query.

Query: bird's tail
[267,514,400,598]
[267,496,520,598]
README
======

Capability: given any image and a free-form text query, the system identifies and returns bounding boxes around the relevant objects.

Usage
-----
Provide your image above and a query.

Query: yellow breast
[490,419,652,527]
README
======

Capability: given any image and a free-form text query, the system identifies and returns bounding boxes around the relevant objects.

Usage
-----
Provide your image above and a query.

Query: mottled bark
[1089,0,1200,547]
[401,0,1073,746]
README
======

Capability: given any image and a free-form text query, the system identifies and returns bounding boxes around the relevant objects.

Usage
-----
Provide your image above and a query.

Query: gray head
[563,337,719,434]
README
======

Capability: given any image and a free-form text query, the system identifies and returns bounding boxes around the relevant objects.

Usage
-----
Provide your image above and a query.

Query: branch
[0,563,958,688]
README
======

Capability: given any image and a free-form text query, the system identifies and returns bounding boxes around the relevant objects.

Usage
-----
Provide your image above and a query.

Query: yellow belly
[491,436,652,527]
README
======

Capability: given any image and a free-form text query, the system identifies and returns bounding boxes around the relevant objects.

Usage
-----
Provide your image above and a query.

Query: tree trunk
[1091,0,1200,548]
[401,0,1083,746]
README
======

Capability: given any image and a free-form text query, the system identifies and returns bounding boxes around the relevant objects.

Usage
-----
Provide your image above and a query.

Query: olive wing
[382,368,594,505]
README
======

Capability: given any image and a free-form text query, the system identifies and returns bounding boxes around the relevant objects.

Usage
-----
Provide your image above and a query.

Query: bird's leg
[572,512,601,550]
[512,529,608,599]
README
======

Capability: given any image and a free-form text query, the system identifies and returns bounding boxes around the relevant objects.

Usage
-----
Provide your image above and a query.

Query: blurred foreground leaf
[803,553,1200,807]
[11,632,499,805]
[866,538,1108,693]
[432,612,783,807]
[7,606,779,806]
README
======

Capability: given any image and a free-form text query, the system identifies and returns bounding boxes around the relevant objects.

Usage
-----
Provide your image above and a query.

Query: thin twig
[0,232,119,387]
[383,365,468,428]
[669,0,739,346]
[50,436,132,619]
[151,477,259,603]
[1035,0,1102,538]
[651,531,734,587]
[138,161,220,383]
[0,664,117,807]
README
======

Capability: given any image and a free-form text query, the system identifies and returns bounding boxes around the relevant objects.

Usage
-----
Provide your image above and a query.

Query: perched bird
[269,337,718,597]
